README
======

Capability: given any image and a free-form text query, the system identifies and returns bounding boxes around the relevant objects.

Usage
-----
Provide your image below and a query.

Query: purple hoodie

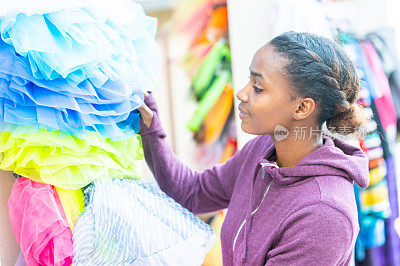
[139,93,370,265]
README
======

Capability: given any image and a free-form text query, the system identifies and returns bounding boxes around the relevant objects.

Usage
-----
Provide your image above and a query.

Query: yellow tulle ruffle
[0,126,143,190]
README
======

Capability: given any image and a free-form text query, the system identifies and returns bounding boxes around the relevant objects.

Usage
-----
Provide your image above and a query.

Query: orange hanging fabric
[198,83,233,144]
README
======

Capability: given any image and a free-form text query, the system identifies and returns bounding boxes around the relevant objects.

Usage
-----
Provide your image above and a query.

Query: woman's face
[236,45,299,135]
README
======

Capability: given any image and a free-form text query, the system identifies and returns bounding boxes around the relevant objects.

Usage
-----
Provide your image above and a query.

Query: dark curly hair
[269,31,368,135]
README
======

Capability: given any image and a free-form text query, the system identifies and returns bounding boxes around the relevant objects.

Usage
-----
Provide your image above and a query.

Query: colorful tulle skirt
[0,0,160,88]
[8,177,74,266]
[0,125,143,189]
[73,179,215,265]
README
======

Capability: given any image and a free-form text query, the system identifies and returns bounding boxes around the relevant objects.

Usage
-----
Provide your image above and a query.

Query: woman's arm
[138,92,243,214]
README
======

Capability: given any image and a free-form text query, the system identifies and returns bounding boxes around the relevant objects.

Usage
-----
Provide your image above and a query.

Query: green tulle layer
[0,125,143,189]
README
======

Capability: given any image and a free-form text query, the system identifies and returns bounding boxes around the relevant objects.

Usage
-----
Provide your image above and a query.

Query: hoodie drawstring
[241,163,260,261]
[241,163,277,262]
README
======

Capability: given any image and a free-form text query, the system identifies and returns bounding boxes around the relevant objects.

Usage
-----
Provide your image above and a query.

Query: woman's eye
[253,85,263,94]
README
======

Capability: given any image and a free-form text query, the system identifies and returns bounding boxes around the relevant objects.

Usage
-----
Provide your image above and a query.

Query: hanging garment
[384,156,400,266]
[0,125,143,189]
[354,185,387,250]
[8,177,73,266]
[368,165,387,186]
[361,41,400,266]
[0,40,143,140]
[360,41,397,135]
[195,83,233,143]
[177,0,213,46]
[194,5,228,46]
[73,179,215,265]
[355,245,386,266]
[359,180,390,216]
[388,70,400,134]
[190,41,230,100]
[182,4,228,79]
[358,29,400,266]
[183,43,215,78]
[366,29,400,76]
[395,218,400,237]
[366,29,400,134]
[0,0,160,88]
[338,38,392,262]
[219,138,237,163]
[368,157,386,169]
[56,187,84,231]
[187,71,231,132]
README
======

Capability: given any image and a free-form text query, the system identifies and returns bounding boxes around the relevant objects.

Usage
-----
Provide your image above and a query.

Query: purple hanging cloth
[384,156,400,266]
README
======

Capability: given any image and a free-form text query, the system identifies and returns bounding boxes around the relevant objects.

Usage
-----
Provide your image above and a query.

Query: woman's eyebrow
[250,70,264,79]
[250,69,274,87]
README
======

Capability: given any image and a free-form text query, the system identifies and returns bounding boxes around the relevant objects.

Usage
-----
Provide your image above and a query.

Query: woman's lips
[238,105,250,119]
[239,112,250,119]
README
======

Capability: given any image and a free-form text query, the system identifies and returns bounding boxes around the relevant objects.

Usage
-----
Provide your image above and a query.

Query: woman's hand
[138,91,154,128]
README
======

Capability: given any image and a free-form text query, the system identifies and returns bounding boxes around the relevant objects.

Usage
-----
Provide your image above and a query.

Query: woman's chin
[240,122,272,136]
[240,123,258,135]
[240,123,248,134]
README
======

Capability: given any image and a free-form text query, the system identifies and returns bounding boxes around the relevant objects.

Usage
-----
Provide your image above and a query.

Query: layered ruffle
[56,187,84,232]
[0,24,146,140]
[0,0,160,88]
[0,124,143,189]
[8,177,74,266]
[73,179,215,265]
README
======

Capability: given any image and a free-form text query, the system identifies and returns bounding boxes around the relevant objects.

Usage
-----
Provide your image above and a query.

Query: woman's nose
[236,86,249,102]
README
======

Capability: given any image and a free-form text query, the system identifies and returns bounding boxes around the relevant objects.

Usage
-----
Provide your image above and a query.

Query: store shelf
[135,0,176,12]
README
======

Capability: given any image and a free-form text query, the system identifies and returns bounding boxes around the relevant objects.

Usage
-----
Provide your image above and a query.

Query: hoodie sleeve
[139,92,243,214]
[265,202,354,265]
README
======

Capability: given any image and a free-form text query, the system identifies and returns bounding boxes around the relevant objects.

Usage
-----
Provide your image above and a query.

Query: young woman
[138,31,369,265]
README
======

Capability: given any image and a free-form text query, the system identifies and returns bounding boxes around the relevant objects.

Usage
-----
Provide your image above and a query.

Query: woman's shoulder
[285,175,359,233]
[280,177,359,236]
[313,175,358,215]
[277,175,358,229]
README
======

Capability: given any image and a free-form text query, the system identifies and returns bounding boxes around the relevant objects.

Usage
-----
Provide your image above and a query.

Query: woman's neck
[272,133,323,168]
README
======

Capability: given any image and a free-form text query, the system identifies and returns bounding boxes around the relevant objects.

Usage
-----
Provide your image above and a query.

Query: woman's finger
[137,103,151,114]
[137,102,154,128]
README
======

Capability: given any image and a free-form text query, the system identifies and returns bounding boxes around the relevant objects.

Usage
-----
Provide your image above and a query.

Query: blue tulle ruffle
[0,1,160,88]
[0,40,142,139]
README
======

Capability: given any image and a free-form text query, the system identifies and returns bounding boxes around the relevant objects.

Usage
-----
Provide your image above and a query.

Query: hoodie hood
[260,136,370,188]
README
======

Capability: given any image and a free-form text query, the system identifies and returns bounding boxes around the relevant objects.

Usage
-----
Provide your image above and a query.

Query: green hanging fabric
[187,71,231,132]
[191,41,230,100]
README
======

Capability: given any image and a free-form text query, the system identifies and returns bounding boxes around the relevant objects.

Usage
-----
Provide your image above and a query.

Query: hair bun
[327,103,369,135]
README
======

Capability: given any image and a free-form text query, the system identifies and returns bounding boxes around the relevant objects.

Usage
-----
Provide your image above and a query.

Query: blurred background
[2,0,400,265]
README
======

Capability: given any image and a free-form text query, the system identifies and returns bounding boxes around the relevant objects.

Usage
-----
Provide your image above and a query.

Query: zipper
[232,180,272,252]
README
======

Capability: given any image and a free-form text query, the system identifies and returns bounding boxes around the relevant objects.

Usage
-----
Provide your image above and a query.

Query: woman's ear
[293,98,316,120]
